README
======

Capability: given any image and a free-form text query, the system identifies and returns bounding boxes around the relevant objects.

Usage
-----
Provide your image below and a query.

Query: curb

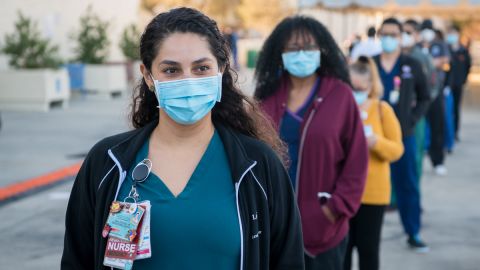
[0,162,82,202]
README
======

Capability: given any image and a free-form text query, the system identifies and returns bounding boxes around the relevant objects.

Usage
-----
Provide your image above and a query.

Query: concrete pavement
[378,107,480,269]
[0,94,129,188]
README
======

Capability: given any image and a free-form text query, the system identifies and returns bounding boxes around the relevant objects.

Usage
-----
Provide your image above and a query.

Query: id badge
[360,111,368,121]
[135,201,152,260]
[104,237,137,270]
[364,125,374,137]
[389,90,400,105]
[103,201,146,270]
[103,201,145,242]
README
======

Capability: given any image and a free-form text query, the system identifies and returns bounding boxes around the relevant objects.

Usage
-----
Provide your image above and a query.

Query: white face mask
[402,32,415,48]
[421,29,435,43]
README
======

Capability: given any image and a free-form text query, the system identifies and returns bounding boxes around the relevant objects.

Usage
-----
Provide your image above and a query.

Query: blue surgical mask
[353,91,369,105]
[151,73,222,125]
[381,36,399,53]
[282,50,321,78]
[446,33,459,45]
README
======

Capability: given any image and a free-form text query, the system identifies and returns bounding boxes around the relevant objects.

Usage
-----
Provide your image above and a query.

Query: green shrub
[120,23,141,61]
[1,12,62,69]
[72,6,110,64]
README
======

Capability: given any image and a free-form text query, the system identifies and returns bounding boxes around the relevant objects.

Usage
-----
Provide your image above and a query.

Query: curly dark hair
[130,7,287,162]
[254,16,350,100]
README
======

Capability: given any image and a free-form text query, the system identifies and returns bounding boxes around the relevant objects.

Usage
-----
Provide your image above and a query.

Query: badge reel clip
[125,159,152,204]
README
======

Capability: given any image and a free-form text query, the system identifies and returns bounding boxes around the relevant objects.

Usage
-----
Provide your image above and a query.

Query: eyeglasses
[379,33,400,38]
[284,44,319,52]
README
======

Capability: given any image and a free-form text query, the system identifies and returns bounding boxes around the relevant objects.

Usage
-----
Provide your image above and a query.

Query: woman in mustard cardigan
[344,56,404,270]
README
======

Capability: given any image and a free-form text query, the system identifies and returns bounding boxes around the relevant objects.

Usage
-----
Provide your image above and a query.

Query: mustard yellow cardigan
[361,99,404,205]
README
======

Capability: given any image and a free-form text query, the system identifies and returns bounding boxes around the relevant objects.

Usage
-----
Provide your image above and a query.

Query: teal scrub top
[117,130,240,270]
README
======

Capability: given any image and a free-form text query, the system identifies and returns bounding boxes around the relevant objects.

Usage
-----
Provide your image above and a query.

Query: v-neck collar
[379,56,400,75]
[109,121,256,184]
[143,130,218,200]
[286,76,321,116]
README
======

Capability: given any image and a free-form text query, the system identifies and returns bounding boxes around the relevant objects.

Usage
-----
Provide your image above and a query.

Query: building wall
[236,7,382,66]
[300,8,383,53]
[0,0,140,70]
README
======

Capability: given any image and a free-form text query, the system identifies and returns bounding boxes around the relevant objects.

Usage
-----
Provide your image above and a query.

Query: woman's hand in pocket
[321,205,336,224]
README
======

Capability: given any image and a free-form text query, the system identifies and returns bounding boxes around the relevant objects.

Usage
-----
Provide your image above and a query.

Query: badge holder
[389,90,400,105]
[102,159,153,269]
[127,159,153,202]
[390,76,401,105]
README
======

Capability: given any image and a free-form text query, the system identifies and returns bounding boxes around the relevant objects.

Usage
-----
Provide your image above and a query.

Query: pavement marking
[0,162,82,201]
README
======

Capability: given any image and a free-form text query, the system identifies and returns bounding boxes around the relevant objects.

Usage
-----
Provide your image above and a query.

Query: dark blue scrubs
[279,77,320,188]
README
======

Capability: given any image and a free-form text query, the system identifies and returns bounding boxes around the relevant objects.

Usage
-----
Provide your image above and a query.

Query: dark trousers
[344,205,386,270]
[305,236,348,270]
[427,93,445,166]
[391,136,421,236]
[451,84,464,137]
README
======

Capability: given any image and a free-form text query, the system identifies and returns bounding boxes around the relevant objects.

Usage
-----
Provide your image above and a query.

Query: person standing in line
[373,17,430,252]
[402,19,435,191]
[349,34,362,56]
[61,8,305,270]
[446,25,472,141]
[344,56,404,270]
[350,26,383,61]
[223,26,240,70]
[420,19,449,176]
[255,16,368,270]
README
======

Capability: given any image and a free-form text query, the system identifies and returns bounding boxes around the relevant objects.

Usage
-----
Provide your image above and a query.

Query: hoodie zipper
[107,149,127,201]
[106,149,127,270]
[294,97,322,196]
[235,161,257,270]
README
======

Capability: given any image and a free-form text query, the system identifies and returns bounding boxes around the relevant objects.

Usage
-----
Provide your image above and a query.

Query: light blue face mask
[446,33,459,45]
[281,50,321,78]
[353,91,369,105]
[151,73,222,125]
[381,36,399,53]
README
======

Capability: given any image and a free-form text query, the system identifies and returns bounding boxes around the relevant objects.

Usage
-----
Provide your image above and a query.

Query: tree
[1,12,62,69]
[120,24,141,61]
[71,6,110,64]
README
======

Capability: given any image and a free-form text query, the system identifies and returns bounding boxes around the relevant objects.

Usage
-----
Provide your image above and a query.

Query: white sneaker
[434,165,448,176]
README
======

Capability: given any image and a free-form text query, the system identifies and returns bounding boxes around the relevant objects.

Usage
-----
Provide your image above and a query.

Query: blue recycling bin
[65,63,85,92]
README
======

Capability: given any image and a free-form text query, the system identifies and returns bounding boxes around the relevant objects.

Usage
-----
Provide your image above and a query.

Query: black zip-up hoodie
[374,54,431,137]
[61,121,305,270]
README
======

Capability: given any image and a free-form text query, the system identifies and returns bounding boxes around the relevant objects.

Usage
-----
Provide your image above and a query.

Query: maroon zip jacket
[260,76,368,256]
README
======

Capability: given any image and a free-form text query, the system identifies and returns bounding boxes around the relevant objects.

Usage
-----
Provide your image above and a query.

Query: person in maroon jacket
[254,16,368,270]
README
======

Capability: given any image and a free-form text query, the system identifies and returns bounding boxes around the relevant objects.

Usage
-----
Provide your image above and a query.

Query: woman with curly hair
[255,16,368,270]
[62,8,304,270]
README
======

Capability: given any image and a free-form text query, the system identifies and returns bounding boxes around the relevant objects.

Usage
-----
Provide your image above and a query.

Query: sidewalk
[378,107,480,270]
[0,94,130,195]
